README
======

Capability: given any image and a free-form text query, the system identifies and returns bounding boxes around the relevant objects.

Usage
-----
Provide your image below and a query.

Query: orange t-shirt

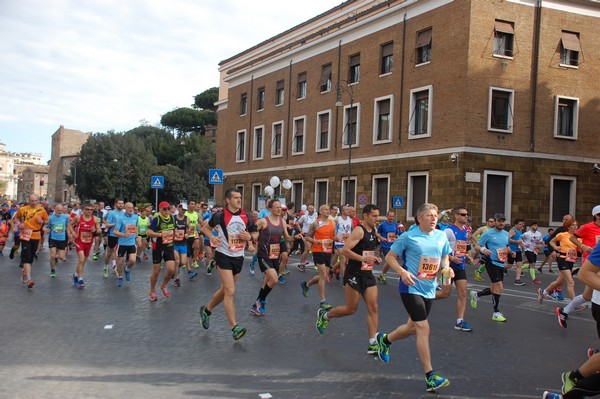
[15,205,49,240]
[312,219,335,254]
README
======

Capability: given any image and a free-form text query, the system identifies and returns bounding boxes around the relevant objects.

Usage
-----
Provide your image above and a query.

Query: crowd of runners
[1,193,600,397]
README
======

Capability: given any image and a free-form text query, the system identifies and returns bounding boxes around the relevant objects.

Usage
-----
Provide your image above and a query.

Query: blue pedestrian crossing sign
[209,169,224,185]
[392,196,404,209]
[151,175,164,189]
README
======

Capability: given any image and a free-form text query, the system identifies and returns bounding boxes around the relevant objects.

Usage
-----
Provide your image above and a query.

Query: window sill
[379,72,392,77]
[291,152,305,156]
[408,133,431,140]
[553,133,577,140]
[316,148,330,153]
[374,139,392,145]
[271,154,283,159]
[492,54,513,60]
[297,97,306,101]
[559,63,578,70]
[487,128,513,134]
[415,61,431,67]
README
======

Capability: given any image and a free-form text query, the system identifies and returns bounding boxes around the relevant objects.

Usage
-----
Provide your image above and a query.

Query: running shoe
[136,256,141,264]
[320,300,332,310]
[556,290,564,301]
[72,273,79,286]
[103,268,109,278]
[469,290,478,309]
[50,270,56,278]
[278,275,287,284]
[335,269,341,280]
[188,271,198,280]
[454,320,473,332]
[173,278,181,287]
[326,269,333,284]
[425,374,450,392]
[316,308,328,334]
[148,291,158,301]
[492,312,507,322]
[375,332,390,363]
[161,286,171,298]
[112,265,118,276]
[27,279,35,289]
[116,277,123,287]
[377,274,387,284]
[537,288,545,304]
[259,300,266,314]
[587,348,600,358]
[533,279,541,285]
[301,281,309,297]
[555,307,568,329]
[548,269,554,273]
[547,291,560,301]
[77,279,85,289]
[514,279,525,286]
[250,302,265,316]
[537,267,543,273]
[367,342,379,355]
[561,371,577,394]
[124,269,131,281]
[199,306,210,329]
[313,265,318,271]
[249,265,255,275]
[474,270,485,282]
[542,392,562,399]
[206,260,215,275]
[232,325,246,340]
[192,260,199,269]
[281,268,290,275]
[297,263,305,272]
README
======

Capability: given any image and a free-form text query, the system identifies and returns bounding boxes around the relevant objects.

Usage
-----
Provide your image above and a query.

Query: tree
[161,107,214,139]
[193,87,218,112]
[127,125,179,165]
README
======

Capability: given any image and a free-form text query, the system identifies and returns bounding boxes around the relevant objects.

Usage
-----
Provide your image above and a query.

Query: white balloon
[270,176,280,188]
[264,186,274,196]
[301,204,307,212]
[282,179,292,190]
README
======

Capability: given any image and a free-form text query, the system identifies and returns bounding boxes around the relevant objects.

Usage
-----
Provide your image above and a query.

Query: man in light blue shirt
[114,202,139,286]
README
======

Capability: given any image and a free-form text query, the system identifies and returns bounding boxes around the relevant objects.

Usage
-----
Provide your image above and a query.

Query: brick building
[215,0,600,226]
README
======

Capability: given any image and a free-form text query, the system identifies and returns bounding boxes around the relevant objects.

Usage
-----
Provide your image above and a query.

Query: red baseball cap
[158,201,170,210]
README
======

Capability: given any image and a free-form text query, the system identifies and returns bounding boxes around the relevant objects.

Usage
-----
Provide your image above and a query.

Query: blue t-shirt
[588,242,600,267]
[377,221,399,250]
[445,224,469,270]
[509,227,523,252]
[542,234,550,251]
[391,227,451,299]
[258,208,271,219]
[107,209,124,237]
[115,212,139,246]
[479,228,510,267]
[48,213,69,241]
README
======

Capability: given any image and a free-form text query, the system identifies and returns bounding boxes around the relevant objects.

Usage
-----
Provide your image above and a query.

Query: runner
[296,205,316,271]
[521,221,542,284]
[472,217,495,282]
[300,204,337,310]
[103,199,124,278]
[147,201,177,301]
[136,206,150,262]
[91,203,103,260]
[184,200,201,270]
[375,203,453,392]
[276,202,295,284]
[113,202,139,287]
[315,204,381,356]
[173,203,197,286]
[198,188,257,340]
[45,203,70,277]
[508,218,526,286]
[331,205,353,281]
[67,202,100,288]
[250,199,295,316]
[538,228,556,274]
[376,210,400,284]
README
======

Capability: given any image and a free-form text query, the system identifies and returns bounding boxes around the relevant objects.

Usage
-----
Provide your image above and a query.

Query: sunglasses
[457,213,468,217]
[84,208,93,211]
[161,207,170,211]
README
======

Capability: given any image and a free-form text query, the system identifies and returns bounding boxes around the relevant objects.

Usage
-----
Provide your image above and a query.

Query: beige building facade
[215,0,600,226]
[0,141,44,201]
[17,165,49,203]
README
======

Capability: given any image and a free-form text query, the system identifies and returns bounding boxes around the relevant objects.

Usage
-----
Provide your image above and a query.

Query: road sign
[209,169,224,185]
[392,196,404,209]
[357,193,368,205]
[151,176,164,189]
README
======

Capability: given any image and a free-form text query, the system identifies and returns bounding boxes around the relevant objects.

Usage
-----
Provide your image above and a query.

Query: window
[316,111,331,151]
[271,122,283,158]
[252,183,262,212]
[342,103,360,148]
[240,93,247,115]
[253,126,264,160]
[374,96,392,143]
[319,64,332,93]
[372,175,390,212]
[235,184,244,201]
[292,181,303,207]
[342,177,356,207]
[560,31,580,67]
[408,85,432,138]
[381,42,393,74]
[257,87,265,111]
[315,179,328,208]
[482,170,512,222]
[297,72,307,100]
[236,130,246,162]
[349,54,360,84]
[488,87,514,133]
[415,28,432,65]
[276,80,285,105]
[292,117,306,155]
[550,176,576,225]
[493,20,514,58]
[554,96,579,139]
[407,172,428,220]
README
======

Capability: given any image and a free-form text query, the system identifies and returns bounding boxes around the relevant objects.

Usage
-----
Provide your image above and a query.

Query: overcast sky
[0,0,341,162]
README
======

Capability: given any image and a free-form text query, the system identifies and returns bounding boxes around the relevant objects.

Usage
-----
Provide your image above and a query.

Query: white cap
[592,205,600,216]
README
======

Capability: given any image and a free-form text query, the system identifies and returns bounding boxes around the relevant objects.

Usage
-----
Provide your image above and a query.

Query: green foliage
[127,125,178,165]
[193,87,218,111]
[161,107,210,139]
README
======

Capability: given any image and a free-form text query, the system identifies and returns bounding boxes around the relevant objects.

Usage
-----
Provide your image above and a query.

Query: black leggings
[564,373,600,398]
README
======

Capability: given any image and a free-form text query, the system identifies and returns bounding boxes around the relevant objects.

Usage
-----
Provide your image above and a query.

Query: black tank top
[257,217,284,260]
[347,224,379,275]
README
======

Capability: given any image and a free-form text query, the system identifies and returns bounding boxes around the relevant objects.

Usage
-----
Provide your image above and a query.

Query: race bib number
[53,223,65,233]
[361,250,375,271]
[126,224,137,235]
[566,248,578,262]
[81,231,93,244]
[161,230,174,244]
[417,256,440,280]
[321,239,333,254]
[20,228,32,241]
[175,229,186,241]
[139,225,147,235]
[496,248,508,263]
[269,244,280,259]
[454,240,467,257]
[228,234,245,252]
